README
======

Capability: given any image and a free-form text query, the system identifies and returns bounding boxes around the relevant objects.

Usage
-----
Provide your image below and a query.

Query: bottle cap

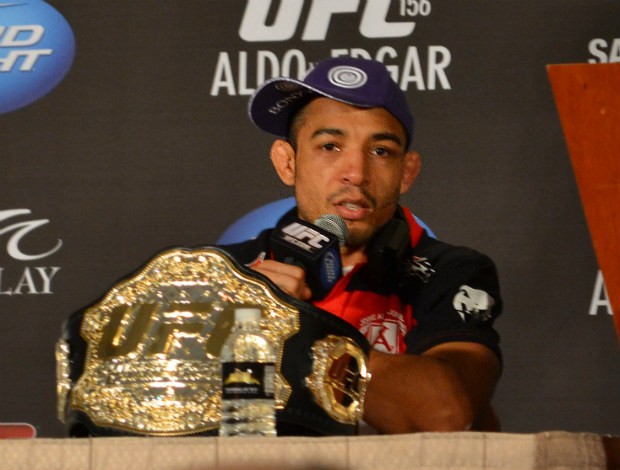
[234,307,262,323]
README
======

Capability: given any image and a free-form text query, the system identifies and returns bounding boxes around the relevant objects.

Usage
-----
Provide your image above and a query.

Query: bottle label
[221,362,275,399]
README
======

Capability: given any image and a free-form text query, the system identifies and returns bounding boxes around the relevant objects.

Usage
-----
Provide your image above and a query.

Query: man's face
[271,97,420,251]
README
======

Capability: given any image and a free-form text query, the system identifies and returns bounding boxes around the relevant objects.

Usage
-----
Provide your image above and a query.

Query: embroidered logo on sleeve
[452,285,495,323]
[404,256,435,283]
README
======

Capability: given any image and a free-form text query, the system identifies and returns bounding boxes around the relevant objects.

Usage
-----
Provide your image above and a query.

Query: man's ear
[270,139,296,186]
[400,150,422,195]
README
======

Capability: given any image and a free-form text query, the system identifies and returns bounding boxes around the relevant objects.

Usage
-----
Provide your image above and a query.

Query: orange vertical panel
[548,63,620,344]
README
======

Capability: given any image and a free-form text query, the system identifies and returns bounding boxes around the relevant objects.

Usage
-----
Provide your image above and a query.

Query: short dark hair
[286,97,315,151]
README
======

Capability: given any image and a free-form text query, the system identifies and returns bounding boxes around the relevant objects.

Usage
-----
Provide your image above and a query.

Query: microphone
[270,214,349,300]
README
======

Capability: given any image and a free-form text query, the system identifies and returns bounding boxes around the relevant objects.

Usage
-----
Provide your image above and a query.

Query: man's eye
[372,147,391,157]
[322,143,340,151]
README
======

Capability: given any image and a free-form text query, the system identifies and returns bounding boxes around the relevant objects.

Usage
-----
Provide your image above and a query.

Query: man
[222,56,502,433]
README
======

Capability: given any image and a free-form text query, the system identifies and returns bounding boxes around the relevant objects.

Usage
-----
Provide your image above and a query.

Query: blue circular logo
[217,197,296,244]
[0,1,75,114]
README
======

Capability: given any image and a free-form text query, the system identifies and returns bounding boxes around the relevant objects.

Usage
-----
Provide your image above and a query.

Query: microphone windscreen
[313,214,348,247]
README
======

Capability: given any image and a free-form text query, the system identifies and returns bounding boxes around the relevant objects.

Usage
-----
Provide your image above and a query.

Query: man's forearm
[362,343,500,434]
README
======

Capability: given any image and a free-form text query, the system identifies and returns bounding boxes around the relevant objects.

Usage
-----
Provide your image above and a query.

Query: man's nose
[340,149,368,186]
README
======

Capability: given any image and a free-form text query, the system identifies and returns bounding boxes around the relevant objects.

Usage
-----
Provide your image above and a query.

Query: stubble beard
[294,175,401,250]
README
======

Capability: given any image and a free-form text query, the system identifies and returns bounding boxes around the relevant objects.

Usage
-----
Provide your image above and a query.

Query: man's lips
[333,199,372,220]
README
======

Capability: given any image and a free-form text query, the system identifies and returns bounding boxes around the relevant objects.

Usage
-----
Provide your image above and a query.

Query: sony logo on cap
[268,88,308,115]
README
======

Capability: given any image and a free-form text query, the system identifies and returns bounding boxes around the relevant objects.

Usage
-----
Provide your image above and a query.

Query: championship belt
[56,247,371,437]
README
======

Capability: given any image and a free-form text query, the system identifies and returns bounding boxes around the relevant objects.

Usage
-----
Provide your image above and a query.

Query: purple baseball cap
[248,56,414,148]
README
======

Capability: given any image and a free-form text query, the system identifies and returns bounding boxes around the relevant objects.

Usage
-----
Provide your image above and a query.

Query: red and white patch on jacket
[314,271,415,354]
[358,309,411,354]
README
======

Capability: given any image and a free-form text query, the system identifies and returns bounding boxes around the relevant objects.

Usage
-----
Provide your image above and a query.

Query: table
[1,431,619,470]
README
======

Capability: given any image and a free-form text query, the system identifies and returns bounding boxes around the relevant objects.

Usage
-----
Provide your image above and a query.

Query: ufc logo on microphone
[282,222,329,249]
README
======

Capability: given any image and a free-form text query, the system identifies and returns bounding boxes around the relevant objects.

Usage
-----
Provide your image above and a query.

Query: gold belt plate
[57,247,299,436]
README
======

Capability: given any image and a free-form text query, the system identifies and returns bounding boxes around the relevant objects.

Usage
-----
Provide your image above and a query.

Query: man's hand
[363,342,501,433]
[251,259,312,301]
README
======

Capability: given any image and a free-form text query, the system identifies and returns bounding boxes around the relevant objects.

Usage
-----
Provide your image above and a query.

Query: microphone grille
[314,214,349,247]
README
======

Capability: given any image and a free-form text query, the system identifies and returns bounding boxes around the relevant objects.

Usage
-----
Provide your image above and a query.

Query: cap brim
[248,78,314,138]
[248,77,376,138]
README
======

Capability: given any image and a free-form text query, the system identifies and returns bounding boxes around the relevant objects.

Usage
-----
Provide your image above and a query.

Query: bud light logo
[320,249,340,288]
[0,1,75,114]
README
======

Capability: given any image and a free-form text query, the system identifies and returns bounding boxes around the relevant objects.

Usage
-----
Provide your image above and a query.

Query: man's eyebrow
[311,128,344,139]
[310,129,404,147]
[372,132,404,147]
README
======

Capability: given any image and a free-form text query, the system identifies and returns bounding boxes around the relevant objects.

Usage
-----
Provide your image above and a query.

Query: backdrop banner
[2,0,619,437]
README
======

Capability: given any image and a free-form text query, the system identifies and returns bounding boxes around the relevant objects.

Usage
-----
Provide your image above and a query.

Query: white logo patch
[452,285,494,323]
[328,65,368,89]
[358,309,407,354]
[405,255,435,283]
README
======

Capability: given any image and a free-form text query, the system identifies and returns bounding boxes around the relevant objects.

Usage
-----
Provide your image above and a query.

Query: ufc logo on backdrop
[239,0,423,42]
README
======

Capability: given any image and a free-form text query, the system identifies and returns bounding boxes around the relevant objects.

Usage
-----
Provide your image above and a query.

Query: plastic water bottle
[219,307,277,436]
